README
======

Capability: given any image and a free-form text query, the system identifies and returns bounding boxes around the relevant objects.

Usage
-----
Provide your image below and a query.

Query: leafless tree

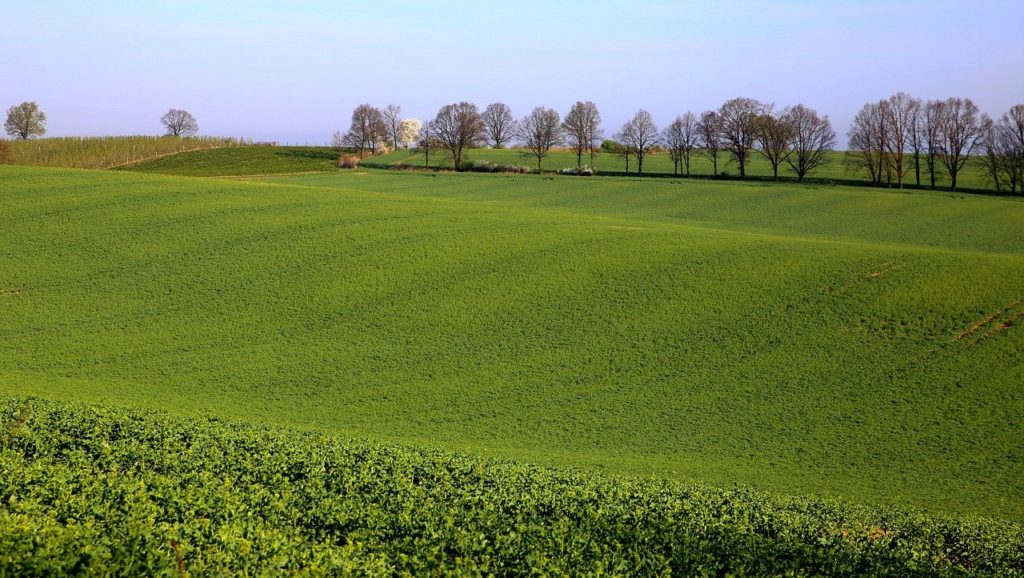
[519,106,562,172]
[908,102,925,187]
[979,115,1018,193]
[431,102,485,170]
[343,104,388,158]
[382,104,402,151]
[783,105,835,182]
[880,92,919,189]
[481,102,516,149]
[755,105,795,180]
[662,112,699,177]
[562,101,603,168]
[718,97,763,179]
[988,104,1024,193]
[846,101,888,186]
[922,100,946,189]
[330,130,346,152]
[582,102,603,167]
[616,109,659,175]
[935,97,985,192]
[698,110,723,177]
[160,108,198,137]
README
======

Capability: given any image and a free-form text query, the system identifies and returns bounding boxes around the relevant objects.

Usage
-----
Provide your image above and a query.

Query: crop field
[121,145,338,176]
[5,136,241,170]
[2,162,1022,528]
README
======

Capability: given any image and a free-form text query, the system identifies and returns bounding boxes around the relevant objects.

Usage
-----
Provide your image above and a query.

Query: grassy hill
[2,165,1022,524]
[119,145,338,176]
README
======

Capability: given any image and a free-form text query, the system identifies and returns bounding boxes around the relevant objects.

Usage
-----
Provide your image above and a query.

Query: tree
[431,102,485,169]
[782,104,835,182]
[397,118,422,149]
[160,108,198,137]
[481,103,516,148]
[616,109,659,175]
[718,97,763,179]
[698,110,723,177]
[519,107,562,172]
[846,101,888,186]
[755,105,795,180]
[922,100,945,189]
[562,101,601,168]
[343,104,388,158]
[382,104,402,151]
[935,97,985,192]
[5,101,47,140]
[908,101,926,187]
[662,112,698,177]
[983,104,1024,193]
[880,92,919,189]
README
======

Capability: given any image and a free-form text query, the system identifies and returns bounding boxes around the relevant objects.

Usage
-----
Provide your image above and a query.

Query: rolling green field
[2,164,1022,526]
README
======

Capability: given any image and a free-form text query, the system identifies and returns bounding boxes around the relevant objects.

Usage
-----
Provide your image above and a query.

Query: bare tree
[4,101,47,140]
[755,105,795,180]
[563,101,589,167]
[923,100,945,189]
[718,97,763,179]
[979,115,1017,193]
[935,97,985,192]
[662,112,699,177]
[880,92,919,189]
[343,104,388,158]
[846,101,888,186]
[160,109,198,137]
[908,102,925,187]
[987,104,1024,193]
[382,104,402,151]
[698,110,723,177]
[783,105,835,182]
[616,109,659,175]
[481,102,516,148]
[519,106,562,172]
[431,102,485,170]
[582,102,603,167]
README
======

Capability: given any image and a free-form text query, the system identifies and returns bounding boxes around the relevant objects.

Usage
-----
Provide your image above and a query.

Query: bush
[557,165,595,176]
[463,160,531,174]
[338,154,359,169]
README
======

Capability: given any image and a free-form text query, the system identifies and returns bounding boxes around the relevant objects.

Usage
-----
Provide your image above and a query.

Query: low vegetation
[6,135,240,169]
[3,396,1022,576]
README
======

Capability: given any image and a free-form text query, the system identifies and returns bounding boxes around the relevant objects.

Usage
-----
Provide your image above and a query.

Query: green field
[2,163,1022,527]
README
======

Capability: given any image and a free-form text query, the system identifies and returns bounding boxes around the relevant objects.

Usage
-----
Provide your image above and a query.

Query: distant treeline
[337,97,1024,193]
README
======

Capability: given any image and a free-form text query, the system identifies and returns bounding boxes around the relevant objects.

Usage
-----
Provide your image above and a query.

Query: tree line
[338,97,1023,193]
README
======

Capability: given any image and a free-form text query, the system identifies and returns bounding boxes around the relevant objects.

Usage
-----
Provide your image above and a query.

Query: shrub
[463,160,531,174]
[338,154,359,169]
[557,165,595,176]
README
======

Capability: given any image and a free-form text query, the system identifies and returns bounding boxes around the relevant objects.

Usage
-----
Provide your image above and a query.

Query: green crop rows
[2,396,1022,576]
[1,159,1023,573]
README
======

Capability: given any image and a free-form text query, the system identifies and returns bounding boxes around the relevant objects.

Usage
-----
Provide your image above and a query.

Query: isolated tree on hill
[662,112,698,177]
[718,97,763,178]
[935,97,985,192]
[616,109,659,175]
[782,104,835,182]
[160,108,198,137]
[397,118,422,149]
[431,102,485,169]
[343,104,388,158]
[5,101,47,140]
[698,110,723,177]
[481,102,516,148]
[519,106,562,172]
[881,92,919,189]
[846,101,888,186]
[382,104,403,151]
[755,106,795,180]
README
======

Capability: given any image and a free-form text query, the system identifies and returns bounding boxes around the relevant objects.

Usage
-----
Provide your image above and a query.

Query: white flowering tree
[398,118,422,149]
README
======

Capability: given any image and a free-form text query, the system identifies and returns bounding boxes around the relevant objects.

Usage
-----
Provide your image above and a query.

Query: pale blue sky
[2,0,1021,144]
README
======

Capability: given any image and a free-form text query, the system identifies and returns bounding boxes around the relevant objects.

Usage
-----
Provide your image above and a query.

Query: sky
[2,0,1021,145]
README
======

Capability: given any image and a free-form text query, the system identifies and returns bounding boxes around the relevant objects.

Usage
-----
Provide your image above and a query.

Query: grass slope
[3,397,1022,576]
[120,145,338,176]
[1,166,1022,522]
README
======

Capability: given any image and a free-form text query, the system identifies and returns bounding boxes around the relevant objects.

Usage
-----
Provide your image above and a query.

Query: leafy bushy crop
[2,396,1022,576]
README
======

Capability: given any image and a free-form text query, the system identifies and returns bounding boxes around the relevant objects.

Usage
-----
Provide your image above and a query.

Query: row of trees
[847,93,1023,192]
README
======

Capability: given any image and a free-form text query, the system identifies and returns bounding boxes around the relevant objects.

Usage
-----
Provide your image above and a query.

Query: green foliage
[2,396,1022,576]
[1,165,1023,524]
[8,136,240,169]
[123,145,338,176]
